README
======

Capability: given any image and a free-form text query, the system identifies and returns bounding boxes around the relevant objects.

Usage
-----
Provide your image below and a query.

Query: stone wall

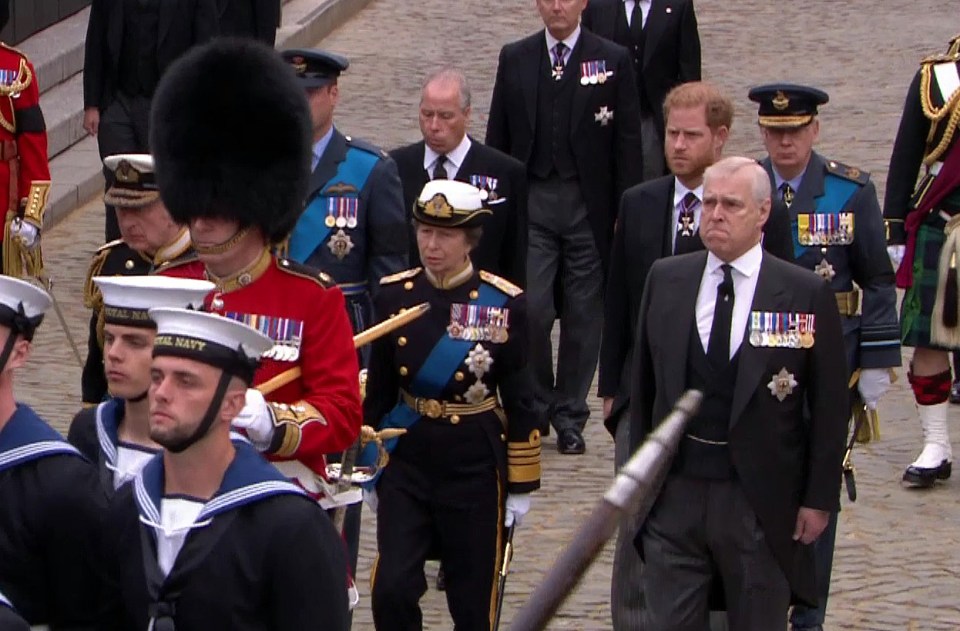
[2,0,89,45]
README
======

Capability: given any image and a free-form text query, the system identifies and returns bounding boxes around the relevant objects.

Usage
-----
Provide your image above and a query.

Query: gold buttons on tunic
[404,281,414,290]
[124,259,135,270]
[399,366,409,376]
[500,434,506,442]
[454,395,462,402]
[469,290,479,299]
[450,415,461,425]
[454,371,464,381]
[398,336,407,346]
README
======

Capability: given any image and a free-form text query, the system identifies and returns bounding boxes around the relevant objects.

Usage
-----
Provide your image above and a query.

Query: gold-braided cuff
[22,181,50,227]
[268,400,324,458]
[507,429,542,484]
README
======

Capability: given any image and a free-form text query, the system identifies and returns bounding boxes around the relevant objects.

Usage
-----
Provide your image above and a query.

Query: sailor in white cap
[68,275,214,494]
[0,275,105,629]
[100,307,349,630]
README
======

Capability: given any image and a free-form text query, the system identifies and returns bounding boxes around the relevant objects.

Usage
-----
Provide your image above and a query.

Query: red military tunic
[0,44,50,275]
[161,249,362,479]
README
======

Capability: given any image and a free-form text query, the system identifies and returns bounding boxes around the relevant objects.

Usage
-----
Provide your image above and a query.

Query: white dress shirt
[624,0,651,28]
[423,135,472,181]
[670,178,704,251]
[695,242,764,359]
[544,25,581,66]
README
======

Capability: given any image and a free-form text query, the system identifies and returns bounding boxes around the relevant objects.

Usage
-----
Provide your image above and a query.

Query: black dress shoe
[903,460,952,487]
[557,427,586,455]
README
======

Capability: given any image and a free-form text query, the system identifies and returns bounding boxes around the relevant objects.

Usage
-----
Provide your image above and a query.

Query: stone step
[39,71,85,161]
[16,7,89,97]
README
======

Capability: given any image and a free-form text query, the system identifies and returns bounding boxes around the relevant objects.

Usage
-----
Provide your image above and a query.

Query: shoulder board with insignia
[479,270,522,298]
[96,238,126,253]
[346,135,389,160]
[380,268,422,285]
[825,159,870,185]
[84,249,111,309]
[921,52,960,65]
[276,258,337,288]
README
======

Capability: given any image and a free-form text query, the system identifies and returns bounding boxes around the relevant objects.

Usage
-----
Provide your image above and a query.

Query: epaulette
[479,270,522,298]
[345,134,389,160]
[921,52,960,65]
[276,258,336,288]
[380,267,422,285]
[825,159,870,186]
[96,238,125,254]
[84,248,111,309]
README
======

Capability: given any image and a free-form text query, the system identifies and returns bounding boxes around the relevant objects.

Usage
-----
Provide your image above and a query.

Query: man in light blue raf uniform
[282,48,408,351]
[751,83,901,631]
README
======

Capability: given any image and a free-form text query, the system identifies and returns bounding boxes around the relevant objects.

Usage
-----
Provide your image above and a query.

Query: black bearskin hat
[150,38,311,244]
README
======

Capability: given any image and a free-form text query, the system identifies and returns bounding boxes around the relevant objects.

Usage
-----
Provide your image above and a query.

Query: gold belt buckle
[420,398,443,419]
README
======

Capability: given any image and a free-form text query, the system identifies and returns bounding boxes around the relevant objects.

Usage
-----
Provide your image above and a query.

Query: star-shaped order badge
[465,381,491,404]
[465,343,493,379]
[595,106,614,127]
[767,367,798,402]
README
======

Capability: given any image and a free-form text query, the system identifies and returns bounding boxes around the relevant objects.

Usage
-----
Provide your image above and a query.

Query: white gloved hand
[9,219,39,249]
[887,245,905,268]
[363,488,378,513]
[504,493,531,528]
[231,388,276,450]
[858,368,892,410]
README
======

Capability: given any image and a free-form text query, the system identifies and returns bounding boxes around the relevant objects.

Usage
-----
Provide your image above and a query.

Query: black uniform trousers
[98,92,151,241]
[372,416,502,631]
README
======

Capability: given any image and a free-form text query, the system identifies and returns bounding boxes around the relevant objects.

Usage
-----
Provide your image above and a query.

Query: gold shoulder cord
[0,59,32,133]
[919,59,960,165]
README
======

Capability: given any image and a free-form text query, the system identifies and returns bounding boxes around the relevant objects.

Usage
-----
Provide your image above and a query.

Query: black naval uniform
[0,594,29,631]
[81,236,196,406]
[0,404,106,629]
[365,265,541,631]
[100,440,349,630]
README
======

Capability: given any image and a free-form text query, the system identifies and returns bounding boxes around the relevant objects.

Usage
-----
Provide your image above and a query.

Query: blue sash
[288,147,379,262]
[357,282,509,483]
[792,173,860,259]
[0,404,82,474]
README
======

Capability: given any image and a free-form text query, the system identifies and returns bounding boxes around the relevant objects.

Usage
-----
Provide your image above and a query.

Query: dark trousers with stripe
[372,418,502,631]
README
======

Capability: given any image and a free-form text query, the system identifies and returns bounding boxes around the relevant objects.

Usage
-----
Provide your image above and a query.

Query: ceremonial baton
[257,302,431,396]
[492,524,516,631]
[507,390,702,631]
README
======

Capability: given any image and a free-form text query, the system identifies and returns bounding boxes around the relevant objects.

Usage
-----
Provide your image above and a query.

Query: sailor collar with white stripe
[95,398,124,467]
[0,404,82,473]
[133,440,306,528]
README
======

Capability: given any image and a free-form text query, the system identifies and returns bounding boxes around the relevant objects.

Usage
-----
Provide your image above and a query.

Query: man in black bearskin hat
[153,39,362,502]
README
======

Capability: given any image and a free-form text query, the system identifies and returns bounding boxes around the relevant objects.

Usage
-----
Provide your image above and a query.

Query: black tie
[674,192,701,255]
[706,264,735,366]
[629,0,643,43]
[433,155,448,180]
[781,182,795,208]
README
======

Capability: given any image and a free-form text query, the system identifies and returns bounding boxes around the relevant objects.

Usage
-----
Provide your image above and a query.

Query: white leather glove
[362,488,378,513]
[9,219,39,249]
[858,368,892,410]
[887,245,905,268]
[231,389,276,450]
[504,493,531,528]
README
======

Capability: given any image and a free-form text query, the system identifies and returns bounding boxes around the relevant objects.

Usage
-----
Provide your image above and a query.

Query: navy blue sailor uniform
[363,265,540,631]
[762,153,901,378]
[0,404,106,629]
[0,592,29,631]
[99,439,350,630]
[287,129,408,342]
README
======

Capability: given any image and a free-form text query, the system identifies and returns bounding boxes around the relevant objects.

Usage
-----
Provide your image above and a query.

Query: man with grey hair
[629,155,848,630]
[392,67,528,286]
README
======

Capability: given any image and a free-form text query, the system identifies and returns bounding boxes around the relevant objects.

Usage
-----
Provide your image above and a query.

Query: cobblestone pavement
[24,1,960,629]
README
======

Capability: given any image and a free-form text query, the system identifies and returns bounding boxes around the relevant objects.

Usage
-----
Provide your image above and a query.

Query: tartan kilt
[901,212,958,349]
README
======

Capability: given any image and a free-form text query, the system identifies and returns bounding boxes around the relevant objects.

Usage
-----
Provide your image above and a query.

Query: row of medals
[324,213,358,229]
[749,328,814,349]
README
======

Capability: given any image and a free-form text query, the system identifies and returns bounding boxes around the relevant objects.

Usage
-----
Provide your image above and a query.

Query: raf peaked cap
[748,83,829,128]
[281,49,350,89]
[413,180,493,229]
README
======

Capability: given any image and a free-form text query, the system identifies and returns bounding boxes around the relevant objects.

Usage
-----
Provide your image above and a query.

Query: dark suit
[630,250,848,627]
[391,138,528,286]
[487,28,642,434]
[216,0,280,44]
[603,175,794,630]
[83,0,218,241]
[582,0,701,179]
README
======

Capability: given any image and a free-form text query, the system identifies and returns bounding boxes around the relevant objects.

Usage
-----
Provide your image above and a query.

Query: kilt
[902,211,957,349]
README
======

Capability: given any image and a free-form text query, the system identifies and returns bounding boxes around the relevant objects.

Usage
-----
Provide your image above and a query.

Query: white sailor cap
[0,275,51,339]
[149,308,273,384]
[413,180,492,228]
[93,276,215,328]
[103,154,159,208]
